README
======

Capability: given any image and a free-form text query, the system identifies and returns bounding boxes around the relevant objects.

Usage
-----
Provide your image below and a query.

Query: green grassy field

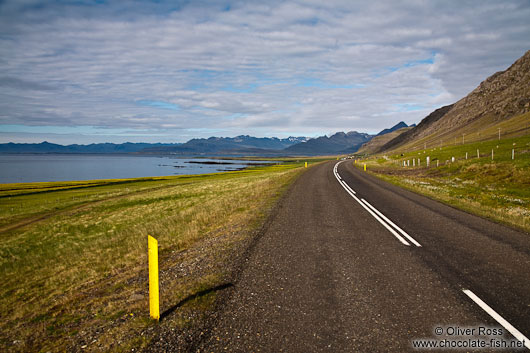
[359,133,530,232]
[0,160,315,352]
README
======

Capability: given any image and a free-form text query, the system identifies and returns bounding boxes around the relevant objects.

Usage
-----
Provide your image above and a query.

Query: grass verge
[0,160,314,352]
[359,134,530,233]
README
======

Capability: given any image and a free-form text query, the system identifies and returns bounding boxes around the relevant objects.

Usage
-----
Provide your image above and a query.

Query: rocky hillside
[380,50,530,152]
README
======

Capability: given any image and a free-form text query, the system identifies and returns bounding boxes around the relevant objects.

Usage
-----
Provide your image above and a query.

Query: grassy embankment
[0,160,319,352]
[358,112,530,233]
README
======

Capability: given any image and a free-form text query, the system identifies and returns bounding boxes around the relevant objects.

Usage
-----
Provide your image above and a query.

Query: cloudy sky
[0,0,529,144]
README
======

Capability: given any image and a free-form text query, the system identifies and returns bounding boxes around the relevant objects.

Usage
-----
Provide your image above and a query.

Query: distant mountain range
[283,131,372,155]
[0,136,311,156]
[2,122,432,156]
[0,141,181,154]
[0,132,375,156]
[140,135,308,155]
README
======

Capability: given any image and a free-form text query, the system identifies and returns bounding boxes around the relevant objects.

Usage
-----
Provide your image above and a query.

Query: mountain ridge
[0,136,309,155]
[376,121,409,136]
[0,131,374,156]
[378,50,530,152]
[141,135,308,154]
[0,141,180,154]
[283,131,372,155]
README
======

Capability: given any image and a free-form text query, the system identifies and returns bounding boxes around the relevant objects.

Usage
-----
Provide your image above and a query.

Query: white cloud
[0,0,529,143]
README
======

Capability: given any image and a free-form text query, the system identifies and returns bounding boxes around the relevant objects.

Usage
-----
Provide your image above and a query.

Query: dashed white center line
[463,289,530,350]
[333,161,421,247]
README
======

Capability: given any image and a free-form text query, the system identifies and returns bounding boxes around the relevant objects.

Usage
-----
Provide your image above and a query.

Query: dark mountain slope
[379,50,530,152]
[0,142,178,154]
[140,136,307,154]
[283,131,372,155]
[376,121,409,136]
[378,104,454,152]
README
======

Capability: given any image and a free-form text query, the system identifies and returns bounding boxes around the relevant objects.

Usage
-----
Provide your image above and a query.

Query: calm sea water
[0,154,271,183]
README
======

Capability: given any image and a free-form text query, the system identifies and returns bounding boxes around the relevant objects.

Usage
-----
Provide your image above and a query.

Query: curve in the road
[193,160,530,352]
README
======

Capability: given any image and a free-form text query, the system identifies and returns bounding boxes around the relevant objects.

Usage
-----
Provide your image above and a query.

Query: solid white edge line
[360,198,422,247]
[333,162,410,246]
[463,289,530,350]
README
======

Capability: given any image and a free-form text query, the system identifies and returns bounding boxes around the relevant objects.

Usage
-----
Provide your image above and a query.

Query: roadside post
[363,163,366,171]
[148,235,160,321]
[305,162,307,168]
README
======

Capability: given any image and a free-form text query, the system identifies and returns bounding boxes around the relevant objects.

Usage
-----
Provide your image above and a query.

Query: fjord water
[0,154,269,183]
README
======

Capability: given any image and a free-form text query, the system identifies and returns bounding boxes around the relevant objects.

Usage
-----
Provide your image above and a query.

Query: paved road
[197,161,530,352]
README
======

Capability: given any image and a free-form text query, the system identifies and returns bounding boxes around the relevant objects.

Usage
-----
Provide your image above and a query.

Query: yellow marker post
[364,163,366,171]
[305,162,307,168]
[148,235,160,321]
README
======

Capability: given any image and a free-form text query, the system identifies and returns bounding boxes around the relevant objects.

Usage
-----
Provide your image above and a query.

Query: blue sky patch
[137,100,180,111]
[394,103,425,112]
[296,78,364,89]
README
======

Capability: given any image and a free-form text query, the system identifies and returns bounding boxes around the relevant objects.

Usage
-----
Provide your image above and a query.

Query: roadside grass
[0,161,313,352]
[0,176,201,229]
[359,133,530,232]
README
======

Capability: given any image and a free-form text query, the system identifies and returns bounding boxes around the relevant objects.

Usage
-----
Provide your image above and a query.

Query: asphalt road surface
[197,161,530,352]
